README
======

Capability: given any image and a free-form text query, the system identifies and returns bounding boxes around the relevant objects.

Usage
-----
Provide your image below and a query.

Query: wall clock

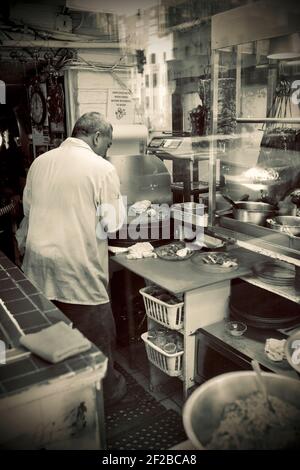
[30,88,47,126]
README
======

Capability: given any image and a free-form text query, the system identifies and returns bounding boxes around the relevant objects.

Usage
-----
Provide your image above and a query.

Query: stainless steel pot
[183,371,300,450]
[232,201,276,225]
[266,215,300,236]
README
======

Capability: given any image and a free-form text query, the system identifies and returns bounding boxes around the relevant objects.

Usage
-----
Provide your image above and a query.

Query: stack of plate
[252,261,295,286]
[230,281,300,329]
[230,304,300,329]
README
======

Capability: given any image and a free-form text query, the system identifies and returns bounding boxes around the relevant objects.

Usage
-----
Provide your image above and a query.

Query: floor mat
[106,364,186,450]
[108,409,187,450]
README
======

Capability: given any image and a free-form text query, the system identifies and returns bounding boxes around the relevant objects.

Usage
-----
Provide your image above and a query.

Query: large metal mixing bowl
[232,201,276,225]
[183,371,300,450]
[266,216,300,236]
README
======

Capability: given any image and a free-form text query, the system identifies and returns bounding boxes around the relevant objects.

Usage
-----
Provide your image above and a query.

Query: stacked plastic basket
[140,286,184,377]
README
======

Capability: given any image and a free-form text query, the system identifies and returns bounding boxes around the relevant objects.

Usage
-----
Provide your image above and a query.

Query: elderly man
[22,112,127,406]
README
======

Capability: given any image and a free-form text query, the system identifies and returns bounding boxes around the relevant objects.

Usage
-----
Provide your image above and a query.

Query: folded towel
[20,321,91,363]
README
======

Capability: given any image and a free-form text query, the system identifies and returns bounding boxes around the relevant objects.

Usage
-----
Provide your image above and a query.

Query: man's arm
[97,168,126,237]
[22,166,33,218]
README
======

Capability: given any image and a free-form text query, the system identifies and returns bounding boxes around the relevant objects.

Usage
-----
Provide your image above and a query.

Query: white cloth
[129,200,151,215]
[265,338,286,362]
[126,242,157,260]
[22,137,126,304]
[20,321,91,363]
[108,246,128,255]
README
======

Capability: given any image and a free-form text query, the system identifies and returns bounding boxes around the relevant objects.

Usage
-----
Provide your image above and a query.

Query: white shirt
[22,137,125,305]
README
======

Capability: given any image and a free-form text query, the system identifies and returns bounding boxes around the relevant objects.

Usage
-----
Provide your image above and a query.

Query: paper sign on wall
[107,89,134,124]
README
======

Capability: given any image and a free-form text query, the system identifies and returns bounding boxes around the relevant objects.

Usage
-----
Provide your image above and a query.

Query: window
[153,73,157,87]
[146,96,150,108]
[145,75,149,87]
[163,52,167,62]
[150,53,156,64]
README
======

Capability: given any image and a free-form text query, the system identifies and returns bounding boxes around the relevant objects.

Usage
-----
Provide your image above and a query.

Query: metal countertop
[111,247,269,295]
[201,319,299,380]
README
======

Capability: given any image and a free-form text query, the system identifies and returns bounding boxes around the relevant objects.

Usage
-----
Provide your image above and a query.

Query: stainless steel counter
[111,247,270,295]
[201,319,299,380]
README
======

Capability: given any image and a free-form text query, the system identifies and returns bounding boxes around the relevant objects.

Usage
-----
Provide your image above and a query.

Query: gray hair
[71,112,112,138]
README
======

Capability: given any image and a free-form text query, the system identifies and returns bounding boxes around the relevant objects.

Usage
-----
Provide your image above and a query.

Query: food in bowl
[155,242,194,260]
[242,167,279,182]
[202,253,238,268]
[207,391,300,449]
[266,216,300,236]
[183,371,300,451]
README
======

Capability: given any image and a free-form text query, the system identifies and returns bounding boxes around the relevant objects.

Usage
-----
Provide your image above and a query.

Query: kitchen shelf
[241,275,300,304]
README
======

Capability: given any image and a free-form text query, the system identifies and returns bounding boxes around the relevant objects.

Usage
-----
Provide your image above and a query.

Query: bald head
[72,112,113,156]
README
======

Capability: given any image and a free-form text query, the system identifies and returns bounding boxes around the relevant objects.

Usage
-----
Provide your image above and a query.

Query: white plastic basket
[139,287,184,330]
[141,332,184,377]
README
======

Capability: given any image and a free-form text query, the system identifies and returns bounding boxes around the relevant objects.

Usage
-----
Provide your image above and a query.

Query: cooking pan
[266,216,300,236]
[221,195,277,225]
[232,201,277,225]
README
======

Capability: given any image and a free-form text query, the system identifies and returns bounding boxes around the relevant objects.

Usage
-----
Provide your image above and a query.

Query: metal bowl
[232,202,276,226]
[266,216,300,236]
[225,320,247,337]
[183,371,300,450]
[172,202,207,214]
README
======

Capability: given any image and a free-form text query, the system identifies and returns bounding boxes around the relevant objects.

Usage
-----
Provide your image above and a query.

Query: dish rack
[139,287,184,330]
[141,332,184,377]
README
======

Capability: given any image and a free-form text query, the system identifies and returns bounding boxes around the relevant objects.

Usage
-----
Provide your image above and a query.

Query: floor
[114,340,184,416]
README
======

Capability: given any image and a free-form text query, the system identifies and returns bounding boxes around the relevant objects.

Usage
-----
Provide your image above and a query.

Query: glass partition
[210,37,300,224]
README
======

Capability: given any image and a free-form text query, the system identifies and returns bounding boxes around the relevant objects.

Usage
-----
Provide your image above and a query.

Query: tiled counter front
[0,251,107,450]
[0,250,71,343]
